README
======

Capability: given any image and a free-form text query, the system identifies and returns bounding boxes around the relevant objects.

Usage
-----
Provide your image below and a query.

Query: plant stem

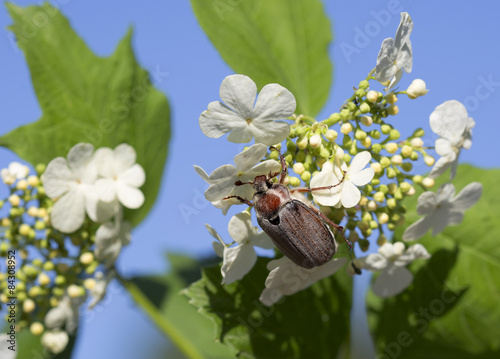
[116,273,204,359]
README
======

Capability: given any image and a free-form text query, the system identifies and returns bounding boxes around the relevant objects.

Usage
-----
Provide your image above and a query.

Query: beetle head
[252,175,271,193]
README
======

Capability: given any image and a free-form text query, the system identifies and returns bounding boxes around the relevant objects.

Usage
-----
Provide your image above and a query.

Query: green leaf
[183,257,353,359]
[2,3,170,226]
[367,165,500,358]
[190,0,332,116]
[130,254,234,359]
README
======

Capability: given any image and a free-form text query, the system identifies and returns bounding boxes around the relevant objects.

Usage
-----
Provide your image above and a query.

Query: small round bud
[385,143,398,154]
[387,198,397,209]
[358,221,369,232]
[362,212,372,222]
[27,175,40,187]
[370,162,382,174]
[378,212,389,224]
[359,196,368,206]
[54,275,66,286]
[367,200,377,211]
[293,163,305,175]
[361,137,372,148]
[386,93,398,104]
[373,191,385,202]
[309,134,322,148]
[369,130,381,139]
[16,179,28,191]
[30,322,44,336]
[380,157,391,168]
[19,224,31,236]
[366,90,379,103]
[328,112,341,124]
[401,145,413,158]
[412,175,422,185]
[343,153,352,163]
[424,156,435,166]
[400,182,412,193]
[8,194,21,207]
[407,186,416,196]
[386,168,397,178]
[407,79,429,99]
[68,284,85,298]
[410,152,419,161]
[355,130,367,141]
[381,124,391,135]
[358,80,370,90]
[388,183,397,194]
[422,177,435,188]
[23,298,36,313]
[43,261,55,272]
[295,150,306,162]
[360,116,373,127]
[410,138,424,148]
[372,143,382,154]
[340,109,351,121]
[377,234,388,246]
[296,135,308,149]
[387,105,399,116]
[359,102,371,114]
[359,239,370,252]
[370,220,378,229]
[80,252,94,265]
[27,206,39,217]
[355,89,366,98]
[38,273,51,286]
[300,171,311,182]
[347,102,357,111]
[83,278,96,290]
[340,123,353,134]
[378,184,388,194]
[389,129,400,140]
[325,129,338,141]
[391,155,403,166]
[316,157,327,168]
[394,189,404,200]
[289,176,301,187]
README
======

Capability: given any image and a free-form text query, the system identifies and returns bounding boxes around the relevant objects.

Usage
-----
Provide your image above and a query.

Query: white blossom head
[41,329,69,354]
[199,74,296,145]
[1,161,29,185]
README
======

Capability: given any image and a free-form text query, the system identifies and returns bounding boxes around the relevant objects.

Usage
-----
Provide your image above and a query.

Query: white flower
[94,144,146,209]
[94,217,132,266]
[88,271,115,309]
[196,143,281,203]
[0,334,16,359]
[374,12,413,90]
[199,74,296,145]
[310,151,374,208]
[41,143,114,233]
[402,182,482,241]
[41,329,69,354]
[206,211,274,285]
[44,294,85,333]
[429,100,475,179]
[406,79,429,99]
[259,256,347,306]
[1,161,29,185]
[359,242,430,297]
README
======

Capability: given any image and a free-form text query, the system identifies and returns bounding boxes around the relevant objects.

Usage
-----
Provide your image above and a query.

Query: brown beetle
[225,147,357,270]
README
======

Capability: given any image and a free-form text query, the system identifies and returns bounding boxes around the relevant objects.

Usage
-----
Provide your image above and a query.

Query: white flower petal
[116,182,145,209]
[219,74,257,119]
[375,38,397,82]
[435,138,453,157]
[386,68,404,91]
[436,183,456,203]
[233,143,268,171]
[361,253,389,271]
[228,212,253,244]
[208,164,237,182]
[429,100,468,139]
[212,241,225,258]
[340,180,361,208]
[253,83,296,120]
[394,12,413,51]
[94,178,117,203]
[193,165,210,183]
[402,244,430,262]
[259,287,284,306]
[67,143,94,171]
[205,223,224,243]
[429,155,452,179]
[119,164,145,188]
[349,151,372,174]
[249,121,290,145]
[246,160,282,180]
[85,191,116,223]
[226,125,254,143]
[221,244,257,284]
[450,182,482,210]
[398,41,413,73]
[378,243,396,259]
[51,190,85,233]
[350,167,374,187]
[251,231,274,249]
[402,216,433,241]
[199,101,246,139]
[372,266,413,297]
[41,330,69,354]
[113,144,137,173]
[93,147,115,178]
[42,157,72,198]
[416,191,438,215]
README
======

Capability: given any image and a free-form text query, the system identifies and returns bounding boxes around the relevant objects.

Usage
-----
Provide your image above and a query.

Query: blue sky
[1,1,499,358]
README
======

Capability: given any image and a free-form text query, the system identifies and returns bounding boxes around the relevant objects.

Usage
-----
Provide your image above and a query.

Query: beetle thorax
[253,184,292,219]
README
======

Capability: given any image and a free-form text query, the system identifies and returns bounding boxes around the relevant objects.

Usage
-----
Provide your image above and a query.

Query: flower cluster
[196,11,482,303]
[0,143,145,354]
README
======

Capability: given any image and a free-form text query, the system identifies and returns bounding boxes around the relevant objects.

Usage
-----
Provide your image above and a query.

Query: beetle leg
[269,146,288,184]
[292,170,347,194]
[223,195,254,207]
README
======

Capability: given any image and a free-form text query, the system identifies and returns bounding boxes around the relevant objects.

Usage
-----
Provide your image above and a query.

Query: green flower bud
[387,105,399,116]
[289,177,301,187]
[319,146,330,159]
[343,153,352,163]
[347,102,357,111]
[296,135,308,149]
[340,122,353,134]
[387,168,397,178]
[28,286,42,297]
[369,130,381,139]
[359,239,370,252]
[285,154,293,165]
[400,182,411,193]
[413,175,423,184]
[366,90,380,103]
[269,150,280,160]
[410,152,419,161]
[389,129,401,140]
[328,112,341,125]
[377,234,388,246]
[379,184,389,194]
[372,143,382,154]
[386,93,398,104]
[355,130,367,141]
[52,287,65,297]
[371,178,380,185]
[296,150,306,162]
[340,109,351,121]
[381,124,391,135]
[378,213,389,225]
[387,198,397,209]
[362,212,372,222]
[358,221,369,232]
[358,80,370,90]
[348,140,358,156]
[401,162,413,172]
[325,129,338,141]
[380,157,391,168]
[54,275,66,286]
[401,145,413,158]
[286,140,297,152]
[301,171,311,182]
[373,191,385,202]
[359,102,370,114]
[360,116,373,127]
[355,89,366,98]
[35,163,46,174]
[388,183,397,194]
[413,128,425,137]
[394,189,403,200]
